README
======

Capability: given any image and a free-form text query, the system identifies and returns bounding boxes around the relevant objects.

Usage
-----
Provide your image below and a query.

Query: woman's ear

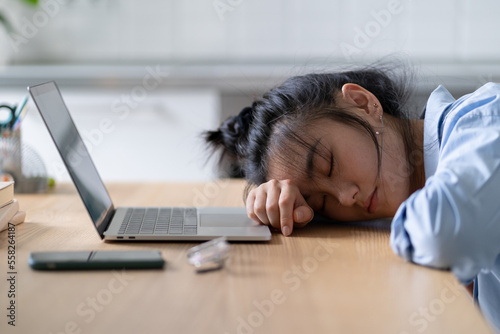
[341,83,381,118]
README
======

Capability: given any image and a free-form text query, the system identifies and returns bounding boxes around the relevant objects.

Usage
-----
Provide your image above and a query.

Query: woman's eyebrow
[305,139,321,180]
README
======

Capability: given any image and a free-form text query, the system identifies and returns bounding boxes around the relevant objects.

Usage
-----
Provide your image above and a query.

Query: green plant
[0,0,38,33]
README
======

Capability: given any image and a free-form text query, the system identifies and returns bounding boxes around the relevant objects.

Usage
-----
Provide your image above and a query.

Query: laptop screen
[29,81,114,238]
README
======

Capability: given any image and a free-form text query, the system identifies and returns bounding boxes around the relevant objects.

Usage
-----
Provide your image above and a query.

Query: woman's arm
[391,109,500,284]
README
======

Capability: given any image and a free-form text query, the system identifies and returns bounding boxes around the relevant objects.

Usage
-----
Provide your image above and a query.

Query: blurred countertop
[1,61,500,94]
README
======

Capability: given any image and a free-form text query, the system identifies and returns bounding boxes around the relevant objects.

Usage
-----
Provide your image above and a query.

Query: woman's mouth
[364,188,378,214]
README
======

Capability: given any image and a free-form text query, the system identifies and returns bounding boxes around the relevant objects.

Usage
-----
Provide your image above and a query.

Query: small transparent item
[187,236,230,272]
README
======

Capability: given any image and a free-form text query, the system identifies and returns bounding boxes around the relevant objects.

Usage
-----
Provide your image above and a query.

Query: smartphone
[28,250,165,270]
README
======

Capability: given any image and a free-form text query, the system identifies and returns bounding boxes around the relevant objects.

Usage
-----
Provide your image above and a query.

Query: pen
[12,95,29,131]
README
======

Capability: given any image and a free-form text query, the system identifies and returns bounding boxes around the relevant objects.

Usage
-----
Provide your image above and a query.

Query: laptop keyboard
[118,207,198,235]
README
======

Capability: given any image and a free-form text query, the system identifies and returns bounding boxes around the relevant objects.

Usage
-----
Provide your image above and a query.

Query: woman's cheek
[306,195,323,212]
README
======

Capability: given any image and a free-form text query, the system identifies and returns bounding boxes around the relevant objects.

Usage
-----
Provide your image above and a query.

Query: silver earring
[376,114,384,169]
[374,104,381,134]
[376,115,384,135]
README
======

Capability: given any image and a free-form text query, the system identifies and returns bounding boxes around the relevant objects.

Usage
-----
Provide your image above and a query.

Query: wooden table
[0,181,494,334]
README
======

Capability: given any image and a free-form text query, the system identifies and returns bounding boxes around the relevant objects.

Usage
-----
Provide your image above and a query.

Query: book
[0,182,14,208]
[0,211,25,232]
[0,199,20,232]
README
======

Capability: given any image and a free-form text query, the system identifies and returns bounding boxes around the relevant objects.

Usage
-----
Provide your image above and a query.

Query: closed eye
[328,152,334,177]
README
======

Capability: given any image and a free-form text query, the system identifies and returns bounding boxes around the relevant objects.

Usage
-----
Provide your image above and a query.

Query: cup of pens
[0,96,48,193]
[0,96,27,182]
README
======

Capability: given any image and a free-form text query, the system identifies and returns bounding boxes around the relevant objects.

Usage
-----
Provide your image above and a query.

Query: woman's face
[267,114,414,222]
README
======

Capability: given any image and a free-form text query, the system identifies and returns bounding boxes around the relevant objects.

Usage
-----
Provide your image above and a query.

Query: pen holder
[0,128,23,183]
[0,128,49,193]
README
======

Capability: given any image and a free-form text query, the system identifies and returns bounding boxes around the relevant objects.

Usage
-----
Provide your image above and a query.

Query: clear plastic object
[187,236,230,272]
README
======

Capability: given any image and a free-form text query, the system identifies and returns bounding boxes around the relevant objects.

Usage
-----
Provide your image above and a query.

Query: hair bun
[204,106,255,177]
[204,106,254,158]
[236,106,253,133]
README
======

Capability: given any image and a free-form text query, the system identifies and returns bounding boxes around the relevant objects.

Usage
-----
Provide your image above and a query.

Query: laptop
[28,81,271,241]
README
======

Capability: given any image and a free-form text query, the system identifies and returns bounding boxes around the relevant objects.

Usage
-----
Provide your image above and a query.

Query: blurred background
[1,0,499,184]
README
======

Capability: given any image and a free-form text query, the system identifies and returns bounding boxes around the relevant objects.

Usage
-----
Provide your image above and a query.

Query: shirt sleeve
[390,109,500,284]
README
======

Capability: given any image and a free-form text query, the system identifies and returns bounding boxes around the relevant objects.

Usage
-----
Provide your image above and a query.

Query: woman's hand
[246,179,314,236]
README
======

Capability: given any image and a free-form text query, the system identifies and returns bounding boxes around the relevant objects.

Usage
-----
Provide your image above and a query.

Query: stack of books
[0,182,25,232]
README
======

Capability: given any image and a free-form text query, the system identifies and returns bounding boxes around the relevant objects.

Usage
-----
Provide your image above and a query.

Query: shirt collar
[423,85,456,179]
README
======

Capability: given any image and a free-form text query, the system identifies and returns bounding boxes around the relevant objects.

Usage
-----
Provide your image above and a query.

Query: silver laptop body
[28,81,271,241]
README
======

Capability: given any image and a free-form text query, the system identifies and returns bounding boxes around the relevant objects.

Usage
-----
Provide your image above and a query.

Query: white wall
[3,0,500,65]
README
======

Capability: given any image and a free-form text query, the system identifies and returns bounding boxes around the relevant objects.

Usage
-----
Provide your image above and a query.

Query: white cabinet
[2,87,220,182]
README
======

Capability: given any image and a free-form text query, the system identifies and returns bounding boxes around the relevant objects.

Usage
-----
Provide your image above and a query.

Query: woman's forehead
[265,115,372,182]
[266,133,330,181]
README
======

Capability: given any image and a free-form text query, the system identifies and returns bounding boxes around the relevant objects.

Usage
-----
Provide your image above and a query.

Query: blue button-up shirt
[391,83,500,332]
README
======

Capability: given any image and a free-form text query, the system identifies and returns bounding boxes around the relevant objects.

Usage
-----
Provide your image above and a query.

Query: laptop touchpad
[199,214,259,228]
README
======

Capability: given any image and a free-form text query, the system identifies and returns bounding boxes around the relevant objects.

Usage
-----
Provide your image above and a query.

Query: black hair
[204,64,422,195]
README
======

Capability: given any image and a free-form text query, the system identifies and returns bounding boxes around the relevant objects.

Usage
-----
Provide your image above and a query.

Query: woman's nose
[337,182,359,207]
